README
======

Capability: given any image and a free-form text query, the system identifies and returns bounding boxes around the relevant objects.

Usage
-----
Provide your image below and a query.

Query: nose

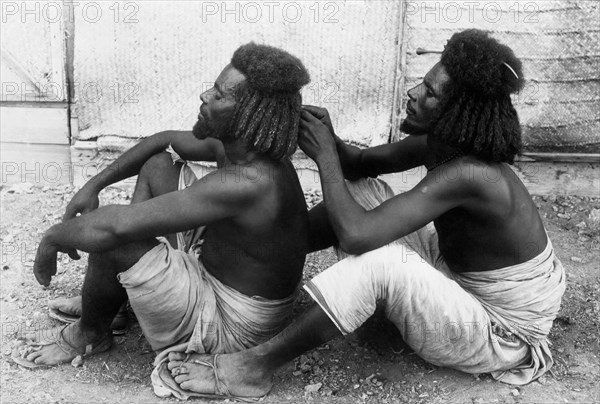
[407,84,418,101]
[200,89,210,104]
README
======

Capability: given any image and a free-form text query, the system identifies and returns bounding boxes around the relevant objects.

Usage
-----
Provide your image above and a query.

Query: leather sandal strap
[188,354,231,396]
[54,325,85,357]
[212,354,231,396]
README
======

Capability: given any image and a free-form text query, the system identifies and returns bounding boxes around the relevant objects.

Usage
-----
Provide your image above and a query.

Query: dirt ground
[1,184,598,404]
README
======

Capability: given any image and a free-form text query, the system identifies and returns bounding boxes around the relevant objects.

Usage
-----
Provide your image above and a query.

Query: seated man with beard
[15,43,310,400]
[163,30,565,398]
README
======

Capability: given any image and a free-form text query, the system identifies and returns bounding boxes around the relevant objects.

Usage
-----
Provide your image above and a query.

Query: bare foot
[166,351,272,398]
[22,323,109,366]
[49,296,83,316]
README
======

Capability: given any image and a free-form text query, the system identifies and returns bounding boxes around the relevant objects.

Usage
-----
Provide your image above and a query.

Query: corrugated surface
[73,0,600,152]
[1,9,64,100]
[396,0,600,152]
[74,0,401,147]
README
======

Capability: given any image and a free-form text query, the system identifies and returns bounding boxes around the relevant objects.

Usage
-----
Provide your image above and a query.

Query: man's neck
[221,138,262,165]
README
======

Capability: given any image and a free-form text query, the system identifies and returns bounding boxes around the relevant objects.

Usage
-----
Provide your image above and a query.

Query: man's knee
[139,152,181,195]
[140,152,176,178]
[90,239,159,273]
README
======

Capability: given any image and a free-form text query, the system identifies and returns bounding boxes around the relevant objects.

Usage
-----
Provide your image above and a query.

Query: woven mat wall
[398,0,600,152]
[74,1,401,147]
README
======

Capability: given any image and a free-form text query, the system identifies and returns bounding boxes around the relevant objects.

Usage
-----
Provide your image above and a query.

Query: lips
[199,105,207,120]
[406,104,416,115]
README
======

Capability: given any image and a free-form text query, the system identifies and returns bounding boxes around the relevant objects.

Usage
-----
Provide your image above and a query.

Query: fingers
[302,105,325,119]
[62,207,77,221]
[300,109,319,123]
[66,249,81,260]
[34,270,51,287]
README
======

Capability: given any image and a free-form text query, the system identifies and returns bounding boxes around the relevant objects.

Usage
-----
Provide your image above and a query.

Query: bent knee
[139,152,181,195]
[90,239,159,272]
[140,152,176,176]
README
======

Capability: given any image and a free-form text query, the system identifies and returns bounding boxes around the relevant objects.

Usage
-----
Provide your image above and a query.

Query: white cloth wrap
[305,178,565,385]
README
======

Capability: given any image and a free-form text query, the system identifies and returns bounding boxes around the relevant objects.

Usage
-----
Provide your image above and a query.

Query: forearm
[316,151,368,251]
[333,136,371,180]
[45,206,125,253]
[85,131,176,191]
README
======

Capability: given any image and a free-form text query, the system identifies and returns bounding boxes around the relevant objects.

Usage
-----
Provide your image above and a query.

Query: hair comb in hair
[415,48,520,80]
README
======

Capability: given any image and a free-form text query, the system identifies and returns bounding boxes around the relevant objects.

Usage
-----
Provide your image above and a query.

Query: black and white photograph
[1,1,598,403]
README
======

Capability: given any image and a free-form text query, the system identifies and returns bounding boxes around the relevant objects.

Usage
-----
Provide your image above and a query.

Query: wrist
[82,176,104,193]
[315,152,339,168]
[43,225,59,244]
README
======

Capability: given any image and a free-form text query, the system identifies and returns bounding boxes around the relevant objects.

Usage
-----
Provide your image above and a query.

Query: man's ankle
[76,321,110,342]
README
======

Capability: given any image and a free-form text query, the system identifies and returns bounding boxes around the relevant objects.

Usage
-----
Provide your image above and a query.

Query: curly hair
[229,43,310,160]
[433,29,525,164]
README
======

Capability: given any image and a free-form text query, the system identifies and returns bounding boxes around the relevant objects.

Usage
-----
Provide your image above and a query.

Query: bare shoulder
[186,162,270,208]
[426,156,530,216]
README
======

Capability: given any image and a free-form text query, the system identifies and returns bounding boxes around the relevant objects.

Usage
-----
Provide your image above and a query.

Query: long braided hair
[433,29,525,164]
[229,43,310,161]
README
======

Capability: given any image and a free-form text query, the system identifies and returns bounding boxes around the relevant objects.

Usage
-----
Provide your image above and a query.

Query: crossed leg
[26,153,182,365]
[165,305,339,397]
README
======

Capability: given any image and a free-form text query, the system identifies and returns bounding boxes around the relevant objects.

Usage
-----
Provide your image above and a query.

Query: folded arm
[35,167,259,285]
[65,130,224,219]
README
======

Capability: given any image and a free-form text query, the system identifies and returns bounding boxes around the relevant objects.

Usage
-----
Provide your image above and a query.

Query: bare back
[434,158,547,273]
[201,159,309,299]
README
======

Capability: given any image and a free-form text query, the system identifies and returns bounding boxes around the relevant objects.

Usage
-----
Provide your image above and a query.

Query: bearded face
[401,62,450,137]
[192,65,245,142]
[192,113,232,141]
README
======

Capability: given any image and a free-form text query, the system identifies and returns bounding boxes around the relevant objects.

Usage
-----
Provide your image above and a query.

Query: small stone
[2,265,8,271]
[292,370,302,377]
[304,382,322,394]
[353,384,360,389]
[7,183,34,194]
[473,398,484,404]
[71,355,84,367]
[589,208,600,223]
[510,388,520,396]
[570,256,583,263]
[575,221,587,229]
[557,213,570,219]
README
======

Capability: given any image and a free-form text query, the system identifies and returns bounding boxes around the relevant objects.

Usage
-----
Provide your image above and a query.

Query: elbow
[338,232,371,255]
[102,208,129,245]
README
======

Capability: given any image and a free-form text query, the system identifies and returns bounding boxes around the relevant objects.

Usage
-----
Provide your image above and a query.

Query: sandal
[155,354,265,402]
[11,324,112,369]
[49,296,129,335]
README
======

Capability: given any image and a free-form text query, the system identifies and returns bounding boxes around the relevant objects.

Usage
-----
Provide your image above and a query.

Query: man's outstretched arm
[299,110,468,254]
[303,106,432,179]
[34,168,260,286]
[64,131,223,219]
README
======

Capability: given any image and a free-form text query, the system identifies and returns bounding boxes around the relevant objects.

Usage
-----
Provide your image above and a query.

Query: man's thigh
[307,243,529,374]
[117,240,204,350]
